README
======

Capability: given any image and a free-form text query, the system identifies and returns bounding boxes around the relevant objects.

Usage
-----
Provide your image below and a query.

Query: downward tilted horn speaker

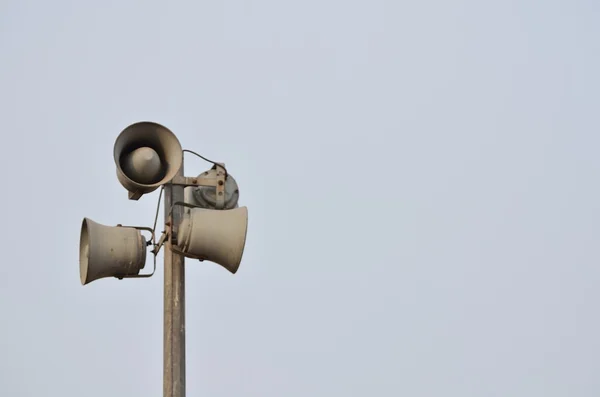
[114,121,183,200]
[79,218,147,285]
[175,207,248,274]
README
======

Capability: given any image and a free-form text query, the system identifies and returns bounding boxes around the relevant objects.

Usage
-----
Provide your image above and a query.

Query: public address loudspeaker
[114,121,183,200]
[175,207,248,274]
[79,218,148,285]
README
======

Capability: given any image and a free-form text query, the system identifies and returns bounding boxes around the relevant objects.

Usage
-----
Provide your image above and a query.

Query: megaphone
[175,207,248,274]
[79,218,148,285]
[114,121,183,200]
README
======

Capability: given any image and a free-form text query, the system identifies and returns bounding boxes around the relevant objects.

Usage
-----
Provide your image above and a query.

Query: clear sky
[1,1,599,396]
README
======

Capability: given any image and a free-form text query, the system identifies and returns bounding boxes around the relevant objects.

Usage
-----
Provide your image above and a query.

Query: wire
[152,186,164,237]
[152,149,225,246]
[182,149,228,177]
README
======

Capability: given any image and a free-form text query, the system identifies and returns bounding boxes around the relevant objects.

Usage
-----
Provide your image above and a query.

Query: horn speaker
[175,207,248,274]
[114,121,183,200]
[79,218,147,285]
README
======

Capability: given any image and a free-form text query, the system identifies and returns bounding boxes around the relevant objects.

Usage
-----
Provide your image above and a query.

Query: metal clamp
[214,164,226,209]
[166,165,227,209]
[165,201,207,261]
[152,230,169,255]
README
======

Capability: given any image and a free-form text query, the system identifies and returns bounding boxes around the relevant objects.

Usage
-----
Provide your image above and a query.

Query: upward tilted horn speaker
[175,207,249,274]
[79,218,148,285]
[114,121,183,200]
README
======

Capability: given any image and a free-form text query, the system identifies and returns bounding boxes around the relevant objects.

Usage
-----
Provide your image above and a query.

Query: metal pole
[164,164,186,397]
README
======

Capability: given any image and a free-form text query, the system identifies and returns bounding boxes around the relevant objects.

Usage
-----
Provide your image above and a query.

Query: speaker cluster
[79,121,249,285]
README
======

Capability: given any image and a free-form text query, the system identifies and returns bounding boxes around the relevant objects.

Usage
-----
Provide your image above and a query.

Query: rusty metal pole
[164,164,186,397]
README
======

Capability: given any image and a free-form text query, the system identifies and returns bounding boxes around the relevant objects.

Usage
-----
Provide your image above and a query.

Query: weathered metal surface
[164,165,186,397]
[153,229,169,255]
[170,175,219,187]
[214,165,226,209]
[187,166,238,210]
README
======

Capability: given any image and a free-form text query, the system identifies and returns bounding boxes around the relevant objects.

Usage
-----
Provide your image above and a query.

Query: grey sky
[1,0,599,396]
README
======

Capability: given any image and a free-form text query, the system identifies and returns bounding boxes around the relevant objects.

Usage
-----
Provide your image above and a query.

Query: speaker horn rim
[79,217,91,285]
[113,121,183,191]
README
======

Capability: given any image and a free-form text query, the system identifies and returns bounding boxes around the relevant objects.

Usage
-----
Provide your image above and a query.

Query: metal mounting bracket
[168,163,227,209]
